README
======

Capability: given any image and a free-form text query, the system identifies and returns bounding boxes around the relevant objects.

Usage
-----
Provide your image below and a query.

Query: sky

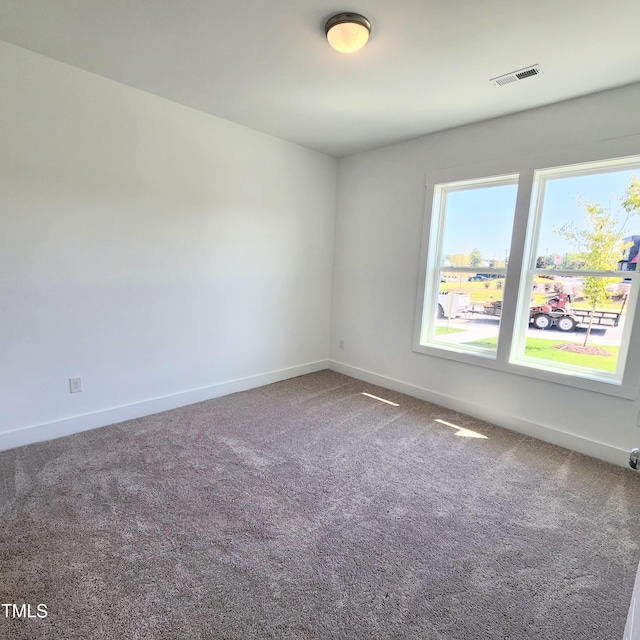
[440,167,639,264]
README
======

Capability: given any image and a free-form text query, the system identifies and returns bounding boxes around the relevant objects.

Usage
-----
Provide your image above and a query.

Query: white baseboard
[0,360,330,452]
[329,360,630,469]
[5,359,629,469]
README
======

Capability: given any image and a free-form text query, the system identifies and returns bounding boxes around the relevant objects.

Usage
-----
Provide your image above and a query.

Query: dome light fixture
[325,12,371,54]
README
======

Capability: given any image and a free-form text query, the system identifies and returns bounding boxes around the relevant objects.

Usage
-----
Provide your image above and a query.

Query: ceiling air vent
[491,65,542,86]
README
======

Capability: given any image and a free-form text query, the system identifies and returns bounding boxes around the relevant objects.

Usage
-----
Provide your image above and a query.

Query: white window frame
[416,173,519,359]
[511,157,640,386]
[413,142,640,400]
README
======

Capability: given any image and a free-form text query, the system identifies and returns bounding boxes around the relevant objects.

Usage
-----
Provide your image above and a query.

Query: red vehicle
[530,293,576,331]
[530,293,622,332]
[483,292,622,332]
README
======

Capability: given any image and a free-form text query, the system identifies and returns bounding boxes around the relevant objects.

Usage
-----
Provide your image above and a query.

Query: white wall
[0,42,337,448]
[331,83,640,466]
[4,40,640,467]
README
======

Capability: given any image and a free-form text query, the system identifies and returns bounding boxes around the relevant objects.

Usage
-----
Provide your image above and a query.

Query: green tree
[555,196,636,346]
[536,256,546,269]
[469,248,483,267]
[563,252,587,270]
[623,177,640,213]
[449,252,471,267]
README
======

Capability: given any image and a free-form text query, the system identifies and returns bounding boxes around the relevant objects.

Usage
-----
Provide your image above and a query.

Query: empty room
[3,1,640,638]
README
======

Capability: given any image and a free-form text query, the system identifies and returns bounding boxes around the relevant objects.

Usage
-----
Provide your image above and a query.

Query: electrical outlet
[69,377,83,393]
[339,339,345,350]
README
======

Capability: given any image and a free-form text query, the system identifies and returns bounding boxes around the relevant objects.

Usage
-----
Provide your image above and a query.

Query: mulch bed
[552,343,613,356]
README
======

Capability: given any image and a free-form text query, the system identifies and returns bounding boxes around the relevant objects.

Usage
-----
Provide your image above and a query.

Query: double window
[415,154,640,397]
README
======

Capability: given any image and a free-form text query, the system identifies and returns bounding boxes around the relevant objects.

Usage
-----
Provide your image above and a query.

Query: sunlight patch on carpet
[361,392,400,407]
[435,418,489,439]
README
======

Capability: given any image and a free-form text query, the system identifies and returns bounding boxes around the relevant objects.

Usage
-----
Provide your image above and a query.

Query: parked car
[468,275,487,281]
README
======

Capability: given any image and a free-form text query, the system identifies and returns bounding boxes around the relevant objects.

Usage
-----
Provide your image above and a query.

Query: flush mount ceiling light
[325,12,371,53]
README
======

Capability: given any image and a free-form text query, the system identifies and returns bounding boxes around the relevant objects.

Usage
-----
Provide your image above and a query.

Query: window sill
[412,341,639,400]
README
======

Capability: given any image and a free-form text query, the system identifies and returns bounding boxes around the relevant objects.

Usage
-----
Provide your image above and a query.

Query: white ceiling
[1,0,639,157]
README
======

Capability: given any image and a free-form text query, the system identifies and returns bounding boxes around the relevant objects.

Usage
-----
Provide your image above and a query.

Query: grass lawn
[440,280,503,305]
[464,336,619,372]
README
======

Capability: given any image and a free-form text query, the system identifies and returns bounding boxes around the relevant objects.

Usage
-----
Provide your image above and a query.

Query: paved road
[437,310,624,346]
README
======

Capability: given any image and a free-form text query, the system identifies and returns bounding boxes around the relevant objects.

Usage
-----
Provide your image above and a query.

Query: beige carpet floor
[1,370,639,639]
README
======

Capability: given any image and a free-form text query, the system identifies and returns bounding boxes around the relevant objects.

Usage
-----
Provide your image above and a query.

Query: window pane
[419,176,518,357]
[524,276,630,375]
[534,168,639,271]
[514,157,640,384]
[440,183,518,269]
[434,270,506,353]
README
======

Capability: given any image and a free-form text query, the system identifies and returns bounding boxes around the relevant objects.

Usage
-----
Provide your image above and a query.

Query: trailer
[527,292,625,332]
[481,295,623,332]
[530,308,621,332]
[483,300,502,317]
